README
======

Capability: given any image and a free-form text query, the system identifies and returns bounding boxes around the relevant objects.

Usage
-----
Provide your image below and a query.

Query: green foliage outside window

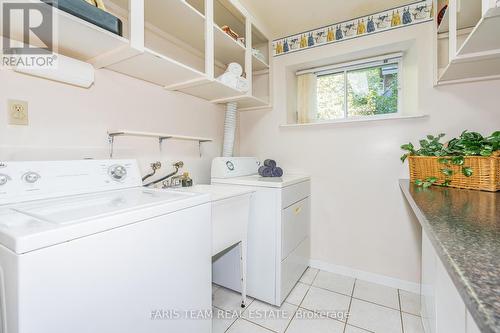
[315,63,399,121]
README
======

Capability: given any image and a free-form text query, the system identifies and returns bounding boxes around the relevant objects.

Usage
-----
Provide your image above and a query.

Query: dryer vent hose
[222,102,237,157]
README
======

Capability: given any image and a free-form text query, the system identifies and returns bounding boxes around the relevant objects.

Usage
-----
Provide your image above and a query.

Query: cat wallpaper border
[272,0,433,57]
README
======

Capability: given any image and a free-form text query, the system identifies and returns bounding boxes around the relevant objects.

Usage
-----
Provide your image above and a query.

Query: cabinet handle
[294,206,302,215]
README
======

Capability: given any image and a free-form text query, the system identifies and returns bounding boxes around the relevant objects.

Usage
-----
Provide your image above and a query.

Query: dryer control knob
[109,165,127,181]
[0,174,10,186]
[23,172,40,184]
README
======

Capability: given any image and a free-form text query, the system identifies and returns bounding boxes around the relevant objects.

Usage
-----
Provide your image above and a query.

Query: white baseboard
[309,259,420,294]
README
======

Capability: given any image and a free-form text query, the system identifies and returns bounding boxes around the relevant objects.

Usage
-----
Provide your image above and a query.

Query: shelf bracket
[107,131,213,159]
[158,136,173,152]
[198,139,211,158]
[108,135,115,158]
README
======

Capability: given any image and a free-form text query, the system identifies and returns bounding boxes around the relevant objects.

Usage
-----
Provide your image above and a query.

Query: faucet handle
[151,161,162,170]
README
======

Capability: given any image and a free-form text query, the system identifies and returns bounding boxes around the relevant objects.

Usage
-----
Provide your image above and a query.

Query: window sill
[280,114,428,128]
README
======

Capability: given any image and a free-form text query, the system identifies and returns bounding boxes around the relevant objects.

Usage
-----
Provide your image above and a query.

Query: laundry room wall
[0,67,225,184]
[238,22,500,288]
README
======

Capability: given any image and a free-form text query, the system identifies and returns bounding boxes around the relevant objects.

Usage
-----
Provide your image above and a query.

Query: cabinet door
[421,232,437,333]
[435,258,466,333]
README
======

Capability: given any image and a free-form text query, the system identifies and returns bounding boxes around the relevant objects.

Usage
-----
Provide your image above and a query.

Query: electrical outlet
[7,100,28,126]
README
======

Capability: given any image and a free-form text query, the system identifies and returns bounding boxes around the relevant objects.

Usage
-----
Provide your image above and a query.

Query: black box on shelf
[42,0,123,36]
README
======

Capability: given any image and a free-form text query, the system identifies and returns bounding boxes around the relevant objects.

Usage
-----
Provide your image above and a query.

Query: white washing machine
[0,160,212,333]
[211,157,311,306]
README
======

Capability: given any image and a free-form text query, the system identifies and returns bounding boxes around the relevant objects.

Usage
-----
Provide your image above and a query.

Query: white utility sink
[172,184,253,307]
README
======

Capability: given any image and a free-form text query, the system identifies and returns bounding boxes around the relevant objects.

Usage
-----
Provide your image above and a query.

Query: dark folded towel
[263,159,277,168]
[272,167,283,177]
[259,166,273,177]
[259,165,283,178]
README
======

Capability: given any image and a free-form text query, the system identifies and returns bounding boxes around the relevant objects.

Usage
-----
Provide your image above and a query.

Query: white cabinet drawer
[282,197,310,259]
[280,237,309,303]
[282,181,310,209]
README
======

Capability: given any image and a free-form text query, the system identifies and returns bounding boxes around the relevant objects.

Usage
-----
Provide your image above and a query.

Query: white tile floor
[212,267,425,333]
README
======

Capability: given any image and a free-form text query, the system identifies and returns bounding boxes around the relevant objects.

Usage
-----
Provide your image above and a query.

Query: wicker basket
[408,155,500,192]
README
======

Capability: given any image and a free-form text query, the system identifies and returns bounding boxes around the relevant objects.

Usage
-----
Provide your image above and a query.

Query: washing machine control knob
[109,165,127,181]
[23,172,40,184]
[0,174,10,186]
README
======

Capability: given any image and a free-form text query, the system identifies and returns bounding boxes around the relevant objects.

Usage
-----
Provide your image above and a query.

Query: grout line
[350,296,401,312]
[299,268,318,286]
[283,278,313,332]
[297,306,347,325]
[298,282,312,308]
[343,278,357,333]
[223,315,239,333]
[402,310,422,317]
[398,289,405,333]
[311,267,320,285]
[309,284,355,298]
[240,317,278,333]
[295,282,310,306]
[283,303,300,333]
[346,323,376,333]
[397,289,402,312]
[239,295,300,333]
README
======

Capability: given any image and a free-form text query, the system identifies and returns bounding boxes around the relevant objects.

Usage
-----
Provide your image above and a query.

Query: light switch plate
[7,99,28,126]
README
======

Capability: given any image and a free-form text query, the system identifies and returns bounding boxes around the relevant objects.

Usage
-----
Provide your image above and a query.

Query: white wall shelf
[171,79,246,100]
[214,25,246,67]
[211,95,270,110]
[456,14,500,55]
[1,0,136,66]
[107,130,213,158]
[3,0,272,110]
[437,0,482,33]
[252,56,270,71]
[145,0,206,53]
[107,47,206,86]
[435,0,500,84]
[108,130,213,142]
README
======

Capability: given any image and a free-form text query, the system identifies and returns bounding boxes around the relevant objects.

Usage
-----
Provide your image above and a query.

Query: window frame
[298,53,404,123]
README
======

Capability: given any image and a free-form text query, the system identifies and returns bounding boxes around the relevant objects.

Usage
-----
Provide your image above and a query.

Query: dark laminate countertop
[400,180,500,333]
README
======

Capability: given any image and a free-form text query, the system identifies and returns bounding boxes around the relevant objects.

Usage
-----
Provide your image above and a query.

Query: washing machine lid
[212,174,310,188]
[0,188,209,254]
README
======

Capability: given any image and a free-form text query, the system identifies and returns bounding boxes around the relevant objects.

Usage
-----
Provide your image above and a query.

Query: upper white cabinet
[2,0,271,110]
[435,0,500,84]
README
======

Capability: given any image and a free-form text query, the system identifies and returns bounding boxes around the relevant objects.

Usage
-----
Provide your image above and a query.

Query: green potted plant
[400,130,500,191]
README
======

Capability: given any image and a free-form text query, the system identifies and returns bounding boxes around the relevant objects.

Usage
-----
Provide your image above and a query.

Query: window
[296,53,402,123]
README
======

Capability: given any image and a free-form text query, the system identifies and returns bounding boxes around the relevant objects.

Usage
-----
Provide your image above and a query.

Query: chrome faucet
[143,161,184,187]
